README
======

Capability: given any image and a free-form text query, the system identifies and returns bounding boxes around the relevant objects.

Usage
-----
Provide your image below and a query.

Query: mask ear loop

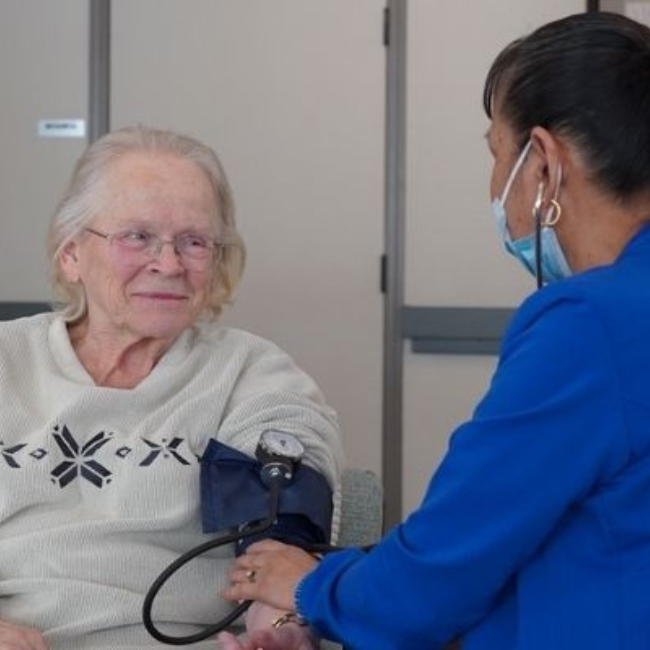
[501,140,533,202]
[532,182,545,289]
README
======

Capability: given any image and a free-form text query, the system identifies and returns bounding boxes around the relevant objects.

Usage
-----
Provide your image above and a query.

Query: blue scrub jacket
[298,224,650,649]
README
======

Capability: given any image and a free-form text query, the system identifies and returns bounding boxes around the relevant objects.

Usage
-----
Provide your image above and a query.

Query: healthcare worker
[222,11,650,650]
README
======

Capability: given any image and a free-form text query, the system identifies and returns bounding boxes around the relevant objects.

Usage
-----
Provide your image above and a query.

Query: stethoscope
[142,432,342,646]
[533,167,563,290]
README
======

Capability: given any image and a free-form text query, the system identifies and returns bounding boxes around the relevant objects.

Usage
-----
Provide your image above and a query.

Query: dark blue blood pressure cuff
[200,440,333,554]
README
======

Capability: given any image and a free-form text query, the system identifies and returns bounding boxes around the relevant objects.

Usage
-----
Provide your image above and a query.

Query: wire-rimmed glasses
[85,227,226,271]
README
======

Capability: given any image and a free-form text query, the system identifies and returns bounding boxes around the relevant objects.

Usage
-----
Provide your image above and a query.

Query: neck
[558,184,650,273]
[68,321,175,388]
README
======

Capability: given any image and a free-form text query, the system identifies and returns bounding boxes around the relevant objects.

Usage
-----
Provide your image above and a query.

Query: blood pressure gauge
[255,430,305,487]
[257,430,305,462]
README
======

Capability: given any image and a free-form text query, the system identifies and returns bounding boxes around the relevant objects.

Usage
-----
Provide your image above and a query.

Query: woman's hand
[0,619,48,649]
[222,540,319,611]
[217,600,319,650]
[218,623,318,650]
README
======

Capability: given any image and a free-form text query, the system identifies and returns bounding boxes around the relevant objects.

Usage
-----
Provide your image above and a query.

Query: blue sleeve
[297,296,630,648]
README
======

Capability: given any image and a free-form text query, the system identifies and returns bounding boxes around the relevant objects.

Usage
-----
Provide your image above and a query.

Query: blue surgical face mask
[491,141,572,285]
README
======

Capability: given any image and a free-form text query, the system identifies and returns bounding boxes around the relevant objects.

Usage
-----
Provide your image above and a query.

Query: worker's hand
[217,623,318,650]
[0,619,49,649]
[223,540,318,611]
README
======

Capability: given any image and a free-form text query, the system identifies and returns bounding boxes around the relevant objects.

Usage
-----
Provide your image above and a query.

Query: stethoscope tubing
[142,482,281,645]
[142,474,356,645]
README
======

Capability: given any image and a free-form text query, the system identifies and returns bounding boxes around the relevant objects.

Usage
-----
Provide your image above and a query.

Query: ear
[59,239,81,283]
[529,126,564,197]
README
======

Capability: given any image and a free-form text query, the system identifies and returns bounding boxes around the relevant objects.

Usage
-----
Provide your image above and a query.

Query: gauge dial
[258,430,305,461]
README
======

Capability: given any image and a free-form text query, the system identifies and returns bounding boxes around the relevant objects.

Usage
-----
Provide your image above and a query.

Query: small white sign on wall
[37,119,86,138]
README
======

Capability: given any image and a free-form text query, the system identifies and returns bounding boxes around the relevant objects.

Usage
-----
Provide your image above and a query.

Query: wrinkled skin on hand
[218,599,318,650]
[218,622,318,650]
[0,619,49,650]
[220,542,321,650]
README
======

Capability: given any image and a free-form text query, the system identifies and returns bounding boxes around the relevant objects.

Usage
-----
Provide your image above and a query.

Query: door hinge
[383,6,390,47]
[380,254,387,293]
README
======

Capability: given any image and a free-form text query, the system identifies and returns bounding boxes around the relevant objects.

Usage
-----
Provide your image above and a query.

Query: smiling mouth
[133,292,188,301]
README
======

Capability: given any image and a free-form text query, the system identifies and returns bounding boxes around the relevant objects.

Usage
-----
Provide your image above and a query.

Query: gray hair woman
[48,125,246,324]
[0,125,342,650]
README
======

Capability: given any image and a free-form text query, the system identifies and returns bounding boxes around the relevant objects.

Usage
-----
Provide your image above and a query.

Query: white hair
[47,125,246,322]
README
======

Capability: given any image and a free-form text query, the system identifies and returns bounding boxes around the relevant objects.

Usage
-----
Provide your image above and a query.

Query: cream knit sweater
[0,314,342,649]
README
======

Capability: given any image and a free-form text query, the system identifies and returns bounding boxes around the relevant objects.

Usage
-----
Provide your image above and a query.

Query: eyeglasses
[85,227,225,271]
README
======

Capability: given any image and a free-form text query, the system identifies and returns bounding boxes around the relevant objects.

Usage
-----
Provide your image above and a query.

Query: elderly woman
[0,126,342,649]
[223,11,650,650]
